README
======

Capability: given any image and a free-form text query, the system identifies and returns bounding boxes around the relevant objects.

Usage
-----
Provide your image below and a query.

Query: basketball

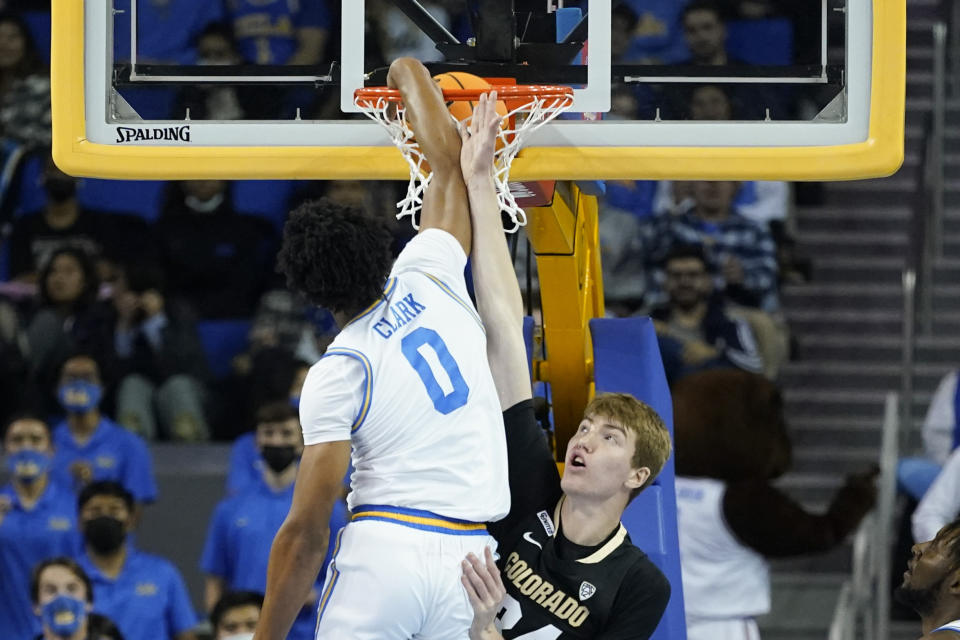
[432,71,508,127]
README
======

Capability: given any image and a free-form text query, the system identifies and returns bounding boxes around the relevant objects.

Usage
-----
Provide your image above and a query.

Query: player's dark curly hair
[277,198,393,314]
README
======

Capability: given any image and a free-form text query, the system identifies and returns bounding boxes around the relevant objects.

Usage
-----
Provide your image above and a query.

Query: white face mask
[184,192,225,213]
[220,634,255,640]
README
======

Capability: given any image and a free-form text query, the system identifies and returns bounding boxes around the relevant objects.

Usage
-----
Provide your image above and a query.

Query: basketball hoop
[355,84,574,233]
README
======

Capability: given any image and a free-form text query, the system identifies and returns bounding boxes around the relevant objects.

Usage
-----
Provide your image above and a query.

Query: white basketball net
[355,90,574,233]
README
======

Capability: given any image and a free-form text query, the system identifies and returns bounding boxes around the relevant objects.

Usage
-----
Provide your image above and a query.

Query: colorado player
[254,58,509,639]
[456,92,672,640]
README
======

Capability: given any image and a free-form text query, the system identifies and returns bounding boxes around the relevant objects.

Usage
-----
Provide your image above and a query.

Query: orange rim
[354,84,574,105]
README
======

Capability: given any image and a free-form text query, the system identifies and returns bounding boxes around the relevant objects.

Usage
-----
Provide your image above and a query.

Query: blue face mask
[40,594,86,637]
[6,449,51,483]
[57,381,102,414]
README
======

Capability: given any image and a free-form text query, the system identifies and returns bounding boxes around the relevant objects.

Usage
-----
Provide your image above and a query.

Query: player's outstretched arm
[461,91,531,410]
[253,440,351,640]
[387,57,472,255]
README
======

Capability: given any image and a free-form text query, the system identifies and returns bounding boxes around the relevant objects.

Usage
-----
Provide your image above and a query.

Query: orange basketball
[432,71,508,129]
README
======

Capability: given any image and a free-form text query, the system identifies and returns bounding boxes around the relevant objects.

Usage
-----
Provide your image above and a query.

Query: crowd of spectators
[0,1,822,638]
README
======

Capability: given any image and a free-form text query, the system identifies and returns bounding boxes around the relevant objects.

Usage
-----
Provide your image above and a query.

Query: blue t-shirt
[76,548,197,640]
[201,480,348,640]
[604,180,657,219]
[226,0,332,65]
[226,433,262,495]
[113,0,224,64]
[0,480,79,639]
[621,0,690,63]
[51,418,158,504]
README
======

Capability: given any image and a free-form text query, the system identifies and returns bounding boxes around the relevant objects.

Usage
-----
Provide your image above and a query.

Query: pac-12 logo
[115,125,191,144]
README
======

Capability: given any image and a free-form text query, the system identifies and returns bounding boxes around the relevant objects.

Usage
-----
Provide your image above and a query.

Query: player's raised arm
[387,57,472,255]
[253,439,350,640]
[460,91,530,410]
[463,92,560,535]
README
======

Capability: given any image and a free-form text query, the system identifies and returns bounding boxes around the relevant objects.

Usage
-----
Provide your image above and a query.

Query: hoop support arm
[528,182,605,457]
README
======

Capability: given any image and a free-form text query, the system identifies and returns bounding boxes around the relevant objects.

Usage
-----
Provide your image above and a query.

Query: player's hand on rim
[461,546,506,640]
[459,91,503,185]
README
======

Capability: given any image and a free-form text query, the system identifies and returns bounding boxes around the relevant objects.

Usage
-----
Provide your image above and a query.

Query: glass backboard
[51,0,904,181]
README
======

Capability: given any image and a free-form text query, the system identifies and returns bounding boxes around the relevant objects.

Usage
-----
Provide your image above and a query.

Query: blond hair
[584,393,672,498]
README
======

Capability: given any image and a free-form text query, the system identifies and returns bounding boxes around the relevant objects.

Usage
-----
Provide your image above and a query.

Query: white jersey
[935,619,960,635]
[300,229,509,523]
[675,476,770,620]
[913,445,960,543]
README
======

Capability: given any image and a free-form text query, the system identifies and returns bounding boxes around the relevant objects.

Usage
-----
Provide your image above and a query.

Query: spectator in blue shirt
[29,557,97,640]
[75,481,198,640]
[210,590,263,640]
[637,180,779,311]
[0,414,79,639]
[202,402,348,640]
[225,431,262,497]
[50,354,158,507]
[224,0,331,66]
[226,357,310,495]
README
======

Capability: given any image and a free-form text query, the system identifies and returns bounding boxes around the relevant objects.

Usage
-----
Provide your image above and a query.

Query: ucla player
[897,518,960,639]
[456,92,672,639]
[253,57,509,640]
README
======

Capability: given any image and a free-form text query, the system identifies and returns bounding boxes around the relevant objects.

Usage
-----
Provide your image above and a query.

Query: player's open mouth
[570,455,586,468]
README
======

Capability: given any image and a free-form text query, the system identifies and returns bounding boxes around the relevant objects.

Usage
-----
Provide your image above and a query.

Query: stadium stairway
[759,1,957,638]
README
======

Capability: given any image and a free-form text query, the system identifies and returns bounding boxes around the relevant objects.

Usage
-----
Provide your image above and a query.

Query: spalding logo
[115,126,191,144]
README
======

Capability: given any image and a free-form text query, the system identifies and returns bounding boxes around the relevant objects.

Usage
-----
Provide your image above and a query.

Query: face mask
[45,177,77,203]
[6,449,51,482]
[40,594,86,637]
[261,445,298,473]
[221,634,255,640]
[57,381,102,414]
[185,192,224,213]
[83,516,126,554]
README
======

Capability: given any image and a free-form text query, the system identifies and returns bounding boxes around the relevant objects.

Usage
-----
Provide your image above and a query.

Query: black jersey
[488,402,670,640]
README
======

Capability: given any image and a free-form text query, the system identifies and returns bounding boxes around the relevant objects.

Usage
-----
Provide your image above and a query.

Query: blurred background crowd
[0,2,883,640]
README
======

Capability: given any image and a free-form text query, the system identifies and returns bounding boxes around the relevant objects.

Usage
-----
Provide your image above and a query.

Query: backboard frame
[52,0,905,181]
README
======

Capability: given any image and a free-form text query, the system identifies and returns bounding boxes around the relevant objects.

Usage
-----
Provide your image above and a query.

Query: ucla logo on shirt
[136,582,158,597]
[95,456,116,469]
[48,517,72,531]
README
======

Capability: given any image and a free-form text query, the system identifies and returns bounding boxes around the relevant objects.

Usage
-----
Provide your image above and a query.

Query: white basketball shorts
[314,505,498,639]
[687,617,762,640]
